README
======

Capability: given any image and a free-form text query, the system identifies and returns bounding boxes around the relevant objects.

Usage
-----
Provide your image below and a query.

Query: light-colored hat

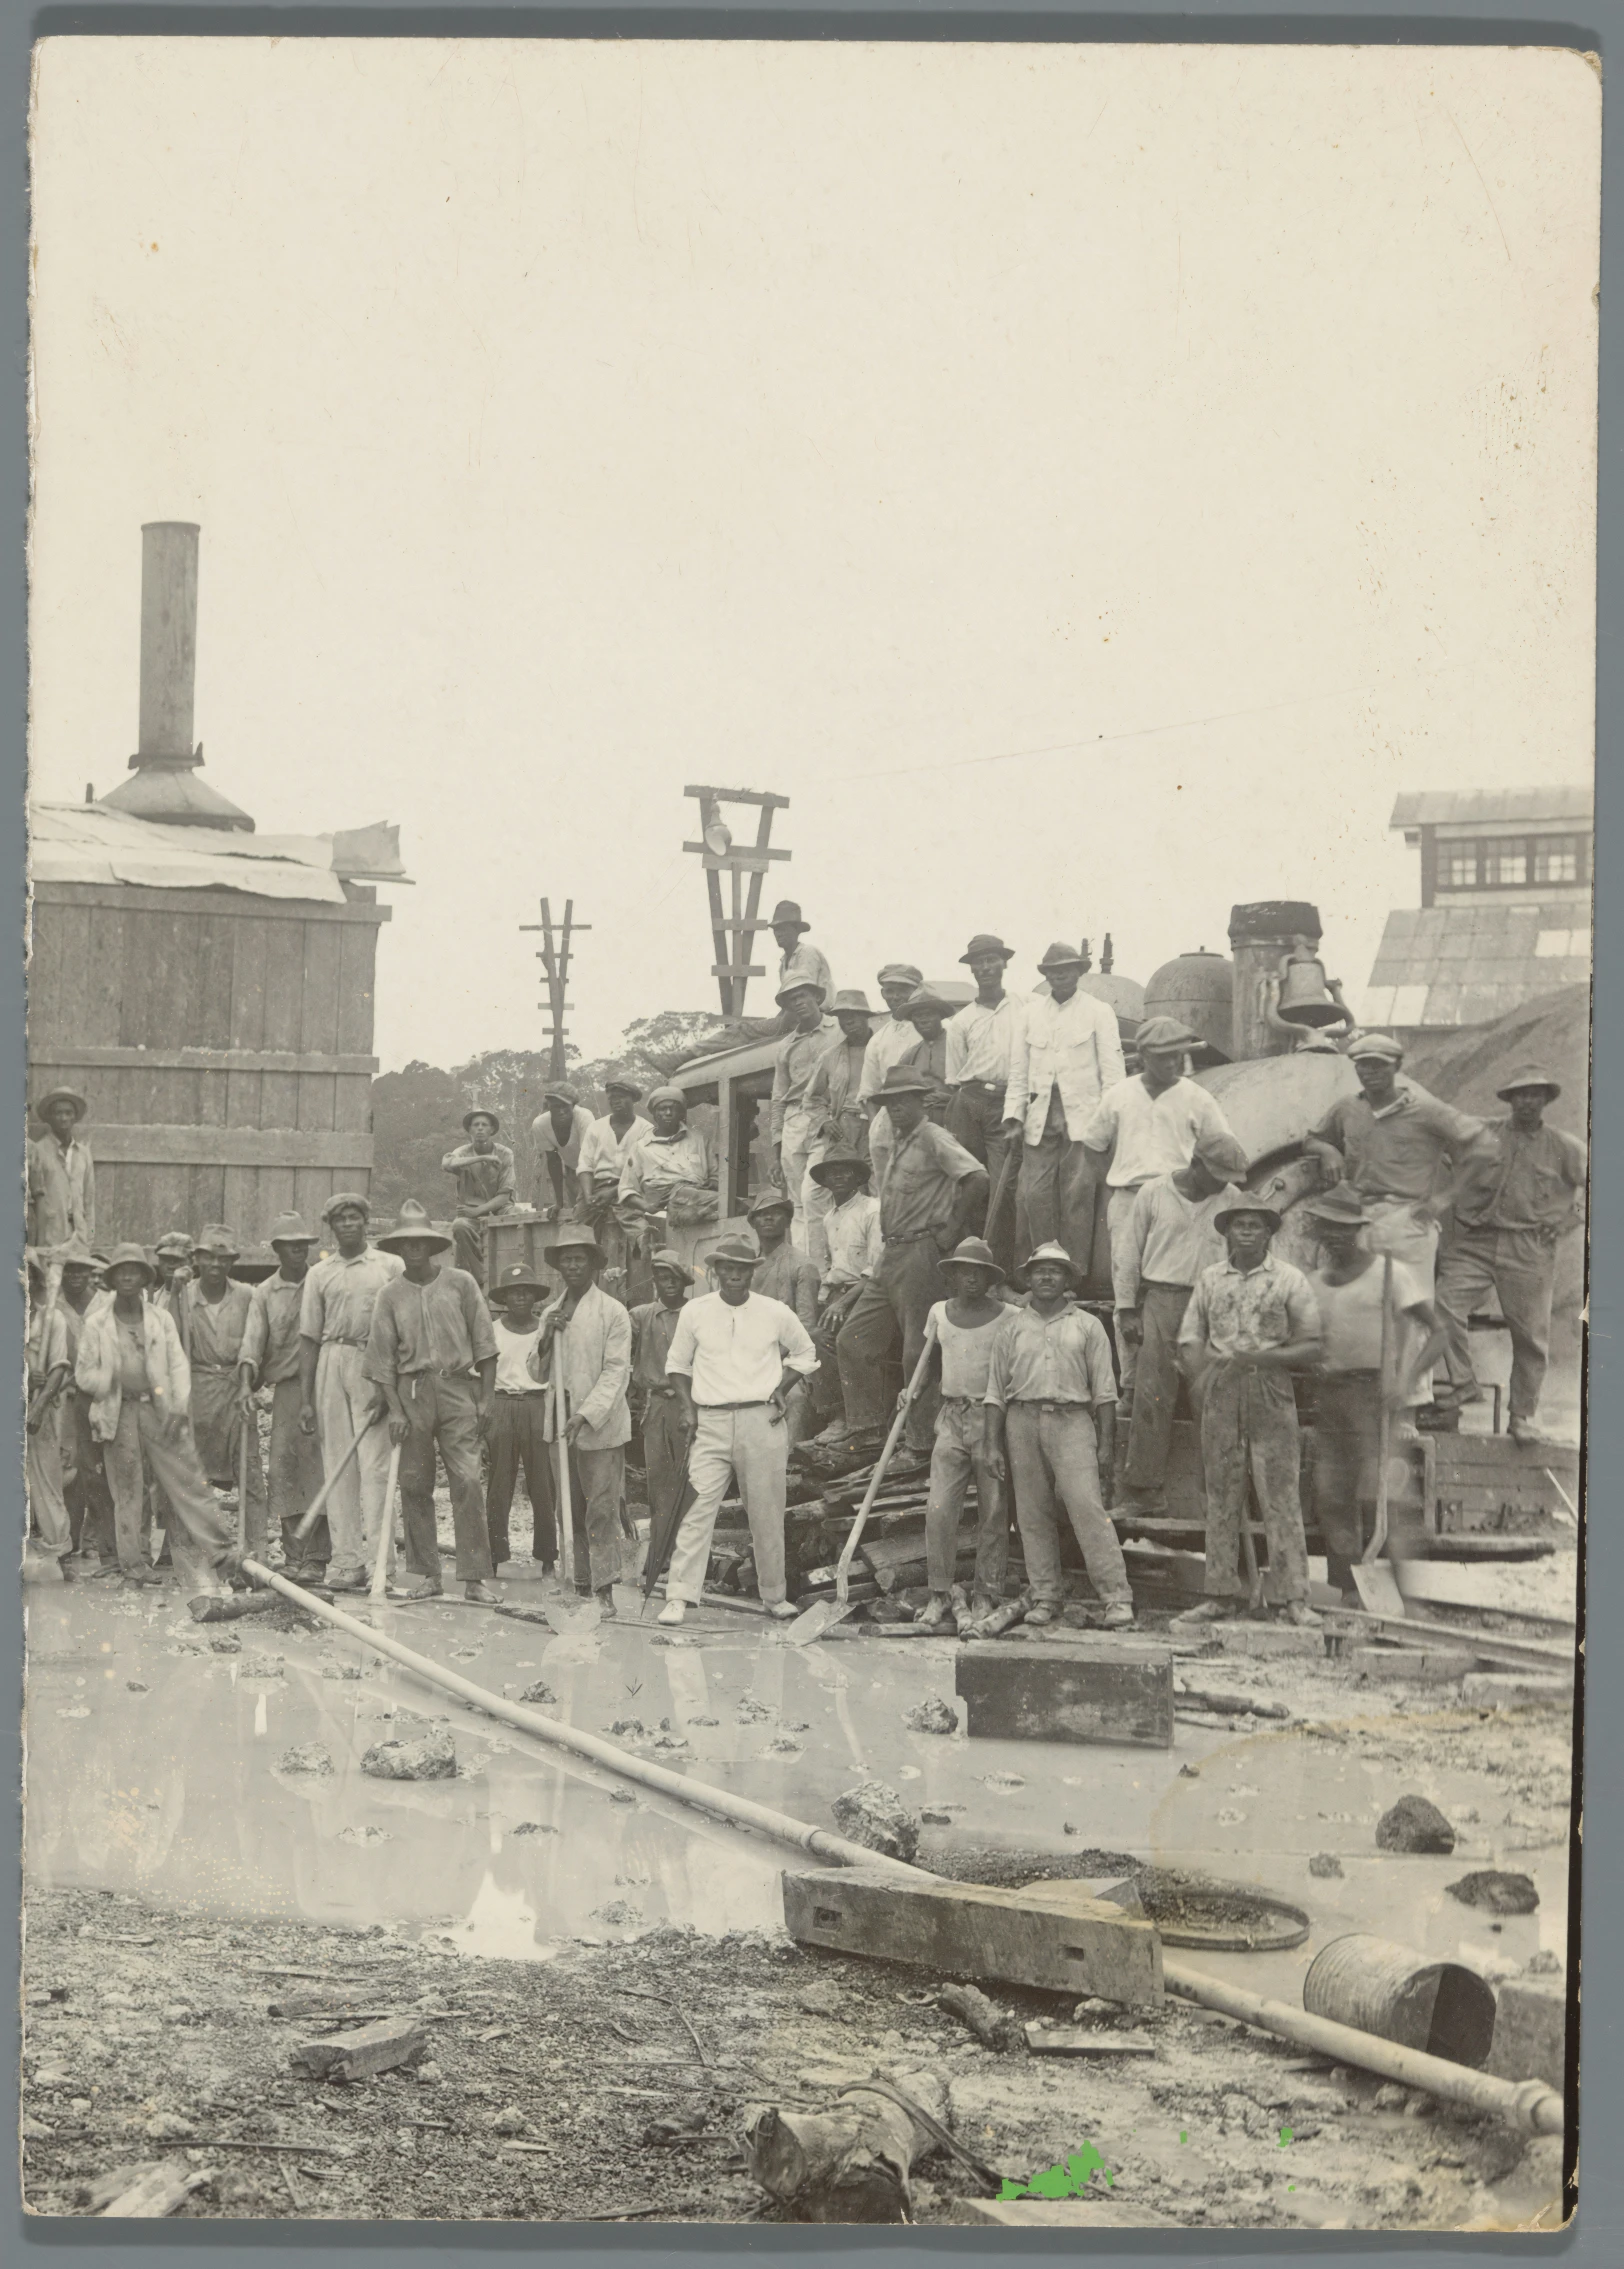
[56,1238,98,1271]
[646,1084,688,1111]
[1214,1198,1282,1233]
[940,1237,1003,1280]
[959,933,1016,964]
[1347,1033,1405,1063]
[775,977,826,1007]
[376,1200,454,1256]
[322,1190,371,1223]
[603,1074,645,1099]
[1018,1240,1082,1285]
[103,1242,157,1284]
[1136,1016,1201,1053]
[193,1224,240,1259]
[1496,1063,1561,1101]
[541,1084,581,1110]
[746,1188,795,1221]
[1036,941,1088,973]
[267,1211,317,1245]
[32,1086,88,1124]
[1192,1131,1249,1183]
[708,1235,763,1268]
[154,1229,195,1256]
[462,1106,501,1133]
[649,1247,695,1284]
[830,989,877,1018]
[877,962,925,990]
[543,1222,605,1267]
[875,1064,936,1100]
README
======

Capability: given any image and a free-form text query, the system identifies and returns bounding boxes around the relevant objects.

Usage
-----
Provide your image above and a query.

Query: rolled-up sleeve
[363,1286,401,1386]
[241,1291,269,1375]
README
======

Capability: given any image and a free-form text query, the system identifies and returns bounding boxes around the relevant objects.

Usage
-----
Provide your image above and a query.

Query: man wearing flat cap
[530,1084,598,1221]
[769,979,837,1247]
[1434,1065,1586,1443]
[1005,944,1126,1273]
[442,1108,516,1277]
[299,1192,403,1592]
[171,1225,268,1552]
[240,1213,328,1583]
[28,1086,95,1252]
[617,1085,718,1231]
[857,963,928,1187]
[946,934,1028,1273]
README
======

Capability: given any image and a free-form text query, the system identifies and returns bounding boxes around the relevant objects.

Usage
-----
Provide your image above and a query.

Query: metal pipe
[137,521,201,762]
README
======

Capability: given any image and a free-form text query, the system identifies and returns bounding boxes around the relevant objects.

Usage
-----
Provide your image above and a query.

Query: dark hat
[492,1260,546,1297]
[877,962,925,990]
[543,1222,605,1267]
[769,900,811,933]
[376,1200,455,1256]
[32,1086,88,1124]
[775,977,827,1007]
[104,1242,157,1284]
[267,1211,317,1246]
[1017,1240,1082,1286]
[940,1236,1003,1280]
[649,1246,695,1284]
[1303,1184,1370,1228]
[746,1188,795,1221]
[462,1106,501,1134]
[56,1237,98,1271]
[809,1144,873,1188]
[959,933,1016,964]
[322,1190,371,1223]
[1496,1063,1561,1102]
[902,981,973,1022]
[1214,1198,1282,1233]
[1036,941,1087,973]
[875,1064,937,1100]
[541,1084,581,1110]
[707,1235,763,1269]
[603,1074,645,1099]
[193,1223,241,1259]
[1136,1015,1201,1053]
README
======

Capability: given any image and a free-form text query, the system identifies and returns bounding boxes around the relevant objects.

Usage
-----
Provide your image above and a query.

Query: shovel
[369,1442,402,1601]
[291,1411,383,1544]
[1351,1257,1408,1619]
[783,1316,939,1646]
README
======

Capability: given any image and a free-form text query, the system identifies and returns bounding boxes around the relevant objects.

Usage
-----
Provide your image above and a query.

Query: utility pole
[683,785,791,1023]
[520,898,590,1080]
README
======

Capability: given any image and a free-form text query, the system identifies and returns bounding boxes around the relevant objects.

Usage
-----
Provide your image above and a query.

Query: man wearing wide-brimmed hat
[530,1083,598,1221]
[239,1213,328,1582]
[945,934,1027,1274]
[53,1238,117,1570]
[1175,1199,1322,1626]
[440,1107,516,1277]
[629,1248,696,1546]
[299,1192,404,1592]
[1004,944,1126,1272]
[28,1085,95,1251]
[913,1238,1014,1632]
[803,1146,882,1439]
[857,963,928,1185]
[169,1225,267,1552]
[1434,1063,1586,1444]
[484,1261,557,1576]
[534,1221,634,1612]
[365,1201,500,1602]
[801,990,879,1267]
[770,899,835,1011]
[897,984,965,1128]
[770,979,837,1247]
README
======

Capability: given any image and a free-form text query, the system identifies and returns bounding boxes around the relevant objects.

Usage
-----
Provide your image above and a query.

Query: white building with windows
[1362,786,1592,1035]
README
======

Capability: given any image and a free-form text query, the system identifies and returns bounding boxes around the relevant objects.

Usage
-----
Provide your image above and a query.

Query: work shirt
[771,1016,839,1139]
[300,1245,405,1347]
[822,1190,884,1289]
[115,1313,151,1397]
[619,1125,715,1210]
[930,1302,1004,1400]
[877,1120,985,1244]
[1310,1259,1428,1375]
[175,1281,254,1374]
[665,1290,818,1406]
[531,1104,597,1209]
[75,1296,190,1439]
[365,1266,497,1383]
[27,1304,71,1386]
[27,1134,95,1250]
[751,1241,821,1329]
[1118,1173,1231,1307]
[945,991,1028,1088]
[1007,991,1126,1144]
[1083,1075,1232,1188]
[1450,1117,1587,1235]
[535,1282,632,1447]
[985,1303,1118,1409]
[630,1301,687,1396]
[779,940,834,1002]
[1308,1079,1485,1206]
[577,1111,650,1186]
[441,1141,516,1215]
[1179,1254,1321,1362]
[493,1317,545,1395]
[901,1030,952,1124]
[241,1272,310,1386]
[804,1033,871,1146]
[857,1014,928,1107]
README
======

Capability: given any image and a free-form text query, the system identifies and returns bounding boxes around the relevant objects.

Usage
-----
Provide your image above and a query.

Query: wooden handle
[1364,1254,1395,1563]
[292,1413,377,1541]
[369,1442,402,1600]
[553,1366,575,1587]
[236,1402,250,1556]
[835,1316,939,1604]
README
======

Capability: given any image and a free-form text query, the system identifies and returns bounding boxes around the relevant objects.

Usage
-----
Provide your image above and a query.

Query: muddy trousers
[836,1239,945,1453]
[1435,1224,1557,1423]
[1124,1282,1193,1493]
[62,1390,116,1560]
[451,1215,485,1279]
[484,1391,556,1566]
[1015,1091,1095,1271]
[315,1342,393,1582]
[26,1418,72,1555]
[267,1378,328,1571]
[398,1369,494,1586]
[1311,1371,1425,1596]
[552,1443,625,1593]
[925,1398,1009,1602]
[1107,1183,1156,1398]
[190,1367,267,1554]
[102,1401,234,1594]
[1198,1365,1310,1604]
[1004,1403,1131,1608]
[665,1405,789,1607]
[640,1393,692,1536]
[946,1083,1018,1275]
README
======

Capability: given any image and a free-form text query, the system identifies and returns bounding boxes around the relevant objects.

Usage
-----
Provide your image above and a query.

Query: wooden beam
[32,882,391,926]
[955,1639,1175,1748]
[682,846,791,870]
[88,1125,375,1169]
[711,964,765,980]
[684,786,791,808]
[33,1046,378,1075]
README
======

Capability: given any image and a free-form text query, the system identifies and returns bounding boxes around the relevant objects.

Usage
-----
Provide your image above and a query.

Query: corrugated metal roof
[1363,901,1591,1028]
[1389,786,1592,829]
[28,802,408,902]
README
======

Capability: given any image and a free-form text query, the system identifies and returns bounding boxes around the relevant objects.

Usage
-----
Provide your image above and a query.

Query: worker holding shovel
[914,1239,1013,1633]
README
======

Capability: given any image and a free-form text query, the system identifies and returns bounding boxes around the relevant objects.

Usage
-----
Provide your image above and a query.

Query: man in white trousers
[658,1236,819,1624]
[297,1191,403,1591]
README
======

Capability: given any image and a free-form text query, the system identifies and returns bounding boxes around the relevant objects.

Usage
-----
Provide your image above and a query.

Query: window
[1443,844,1480,888]
[1534,837,1580,884]
[1488,846,1528,887]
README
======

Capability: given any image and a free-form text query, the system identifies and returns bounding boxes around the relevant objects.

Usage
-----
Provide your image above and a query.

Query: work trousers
[1436,1224,1557,1423]
[398,1369,493,1587]
[552,1442,626,1593]
[451,1214,485,1279]
[485,1391,556,1567]
[191,1367,267,1554]
[1004,1404,1131,1608]
[1311,1372,1425,1596]
[1124,1282,1193,1494]
[1198,1365,1310,1603]
[1364,1197,1440,1294]
[1016,1090,1095,1271]
[102,1401,234,1594]
[1107,1183,1153,1396]
[27,1416,72,1555]
[946,1083,1017,1275]
[61,1389,116,1561]
[925,1399,1009,1602]
[267,1376,328,1570]
[666,1405,790,1606]
[779,1106,815,1252]
[640,1393,692,1530]
[836,1239,945,1453]
[315,1342,393,1581]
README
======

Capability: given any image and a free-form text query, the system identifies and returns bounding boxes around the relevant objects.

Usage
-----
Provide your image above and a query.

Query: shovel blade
[1350,1561,1407,1619]
[781,1594,859,1647]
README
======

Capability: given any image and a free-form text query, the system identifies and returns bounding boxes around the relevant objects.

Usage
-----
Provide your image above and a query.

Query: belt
[1321,1367,1380,1382]
[883,1232,941,1246]
[496,1388,546,1398]
[1010,1399,1089,1412]
[321,1335,369,1348]
[696,1400,774,1412]
[193,1361,234,1374]
[121,1390,153,1405]
[644,1384,680,1398]
[957,1078,1007,1095]
[1139,1279,1193,1295]
[939,1394,984,1408]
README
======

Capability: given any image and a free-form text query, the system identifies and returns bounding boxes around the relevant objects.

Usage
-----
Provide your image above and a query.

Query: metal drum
[1303,1933,1497,2067]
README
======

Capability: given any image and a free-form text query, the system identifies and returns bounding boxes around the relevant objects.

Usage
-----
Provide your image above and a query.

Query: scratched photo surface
[22,37,1595,2229]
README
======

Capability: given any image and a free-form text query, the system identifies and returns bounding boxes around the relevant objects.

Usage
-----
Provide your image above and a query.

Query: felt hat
[492,1260,546,1297]
[875,1064,936,1100]
[646,1084,688,1111]
[104,1242,157,1284]
[193,1223,240,1259]
[809,1143,873,1188]
[1136,1016,1201,1054]
[541,1083,581,1110]
[769,900,811,933]
[775,977,826,1007]
[1347,1032,1405,1063]
[830,989,877,1018]
[901,981,973,1021]
[1193,1131,1250,1183]
[959,933,1016,964]
[376,1200,454,1256]
[649,1247,695,1284]
[1214,1197,1283,1233]
[543,1222,605,1267]
[603,1074,645,1099]
[267,1211,317,1246]
[154,1229,195,1256]
[56,1237,98,1271]
[322,1190,371,1223]
[877,962,925,991]
[1496,1063,1562,1102]
[1302,1184,1370,1227]
[940,1236,1004,1280]
[1036,941,1087,973]
[707,1235,764,1268]
[462,1106,501,1133]
[746,1187,795,1221]
[32,1086,88,1125]
[1018,1240,1082,1285]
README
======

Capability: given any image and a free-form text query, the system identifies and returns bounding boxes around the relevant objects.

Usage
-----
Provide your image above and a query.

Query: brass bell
[1275,935,1344,1027]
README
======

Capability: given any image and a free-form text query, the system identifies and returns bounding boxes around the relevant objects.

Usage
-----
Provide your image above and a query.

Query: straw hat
[543,1222,606,1267]
[376,1200,454,1256]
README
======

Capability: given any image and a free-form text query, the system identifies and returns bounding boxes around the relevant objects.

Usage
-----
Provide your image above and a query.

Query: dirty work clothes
[1179,1253,1321,1365]
[925,1400,1008,1601]
[366,1266,498,1385]
[1436,1227,1560,1426]
[102,1401,235,1594]
[1309,1079,1485,1205]
[397,1369,493,1586]
[664,1405,791,1607]
[531,1105,596,1214]
[485,1392,556,1567]
[1004,1405,1131,1610]
[900,1030,953,1125]
[62,1387,116,1561]
[540,1283,633,1449]
[779,938,835,1002]
[752,1243,821,1332]
[859,1015,928,1184]
[618,1126,716,1221]
[945,1083,1019,1276]
[174,1282,266,1543]
[1117,1175,1231,1310]
[984,1299,1119,1410]
[836,1243,947,1454]
[1452,1116,1587,1234]
[75,1294,191,1441]
[578,1112,651,1193]
[1363,1198,1441,1302]
[553,1442,626,1592]
[314,1342,393,1583]
[27,1414,72,1556]
[1196,1365,1310,1604]
[1124,1282,1194,1495]
[300,1245,404,1348]
[27,1132,95,1250]
[1016,1089,1098,1273]
[242,1272,310,1386]
[1309,1373,1424,1596]
[442,1141,516,1274]
[1083,1075,1233,1190]
[804,1033,871,1154]
[267,1377,327,1570]
[818,1190,883,1292]
[639,1396,692,1541]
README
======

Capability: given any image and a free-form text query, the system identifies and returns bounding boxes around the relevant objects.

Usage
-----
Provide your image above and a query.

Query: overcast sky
[29,39,1599,1072]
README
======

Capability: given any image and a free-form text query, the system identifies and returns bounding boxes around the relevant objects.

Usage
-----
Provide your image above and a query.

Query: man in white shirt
[770,981,837,1247]
[946,932,1027,1275]
[658,1236,819,1623]
[530,1084,598,1220]
[805,1145,882,1440]
[1002,942,1125,1272]
[577,1075,651,1284]
[857,962,926,1186]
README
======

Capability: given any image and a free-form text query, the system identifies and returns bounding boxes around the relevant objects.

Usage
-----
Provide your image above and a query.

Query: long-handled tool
[640,1424,695,1619]
[1234,1366,1266,1613]
[1364,1253,1396,1563]
[369,1441,402,1601]
[553,1365,577,1590]
[236,1393,251,1558]
[291,1411,383,1544]
[784,1316,940,1646]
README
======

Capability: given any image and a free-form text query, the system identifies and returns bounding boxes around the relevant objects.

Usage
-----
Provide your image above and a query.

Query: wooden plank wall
[28,881,388,1249]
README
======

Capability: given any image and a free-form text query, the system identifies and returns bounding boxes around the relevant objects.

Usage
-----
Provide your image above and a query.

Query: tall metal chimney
[102,521,254,831]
